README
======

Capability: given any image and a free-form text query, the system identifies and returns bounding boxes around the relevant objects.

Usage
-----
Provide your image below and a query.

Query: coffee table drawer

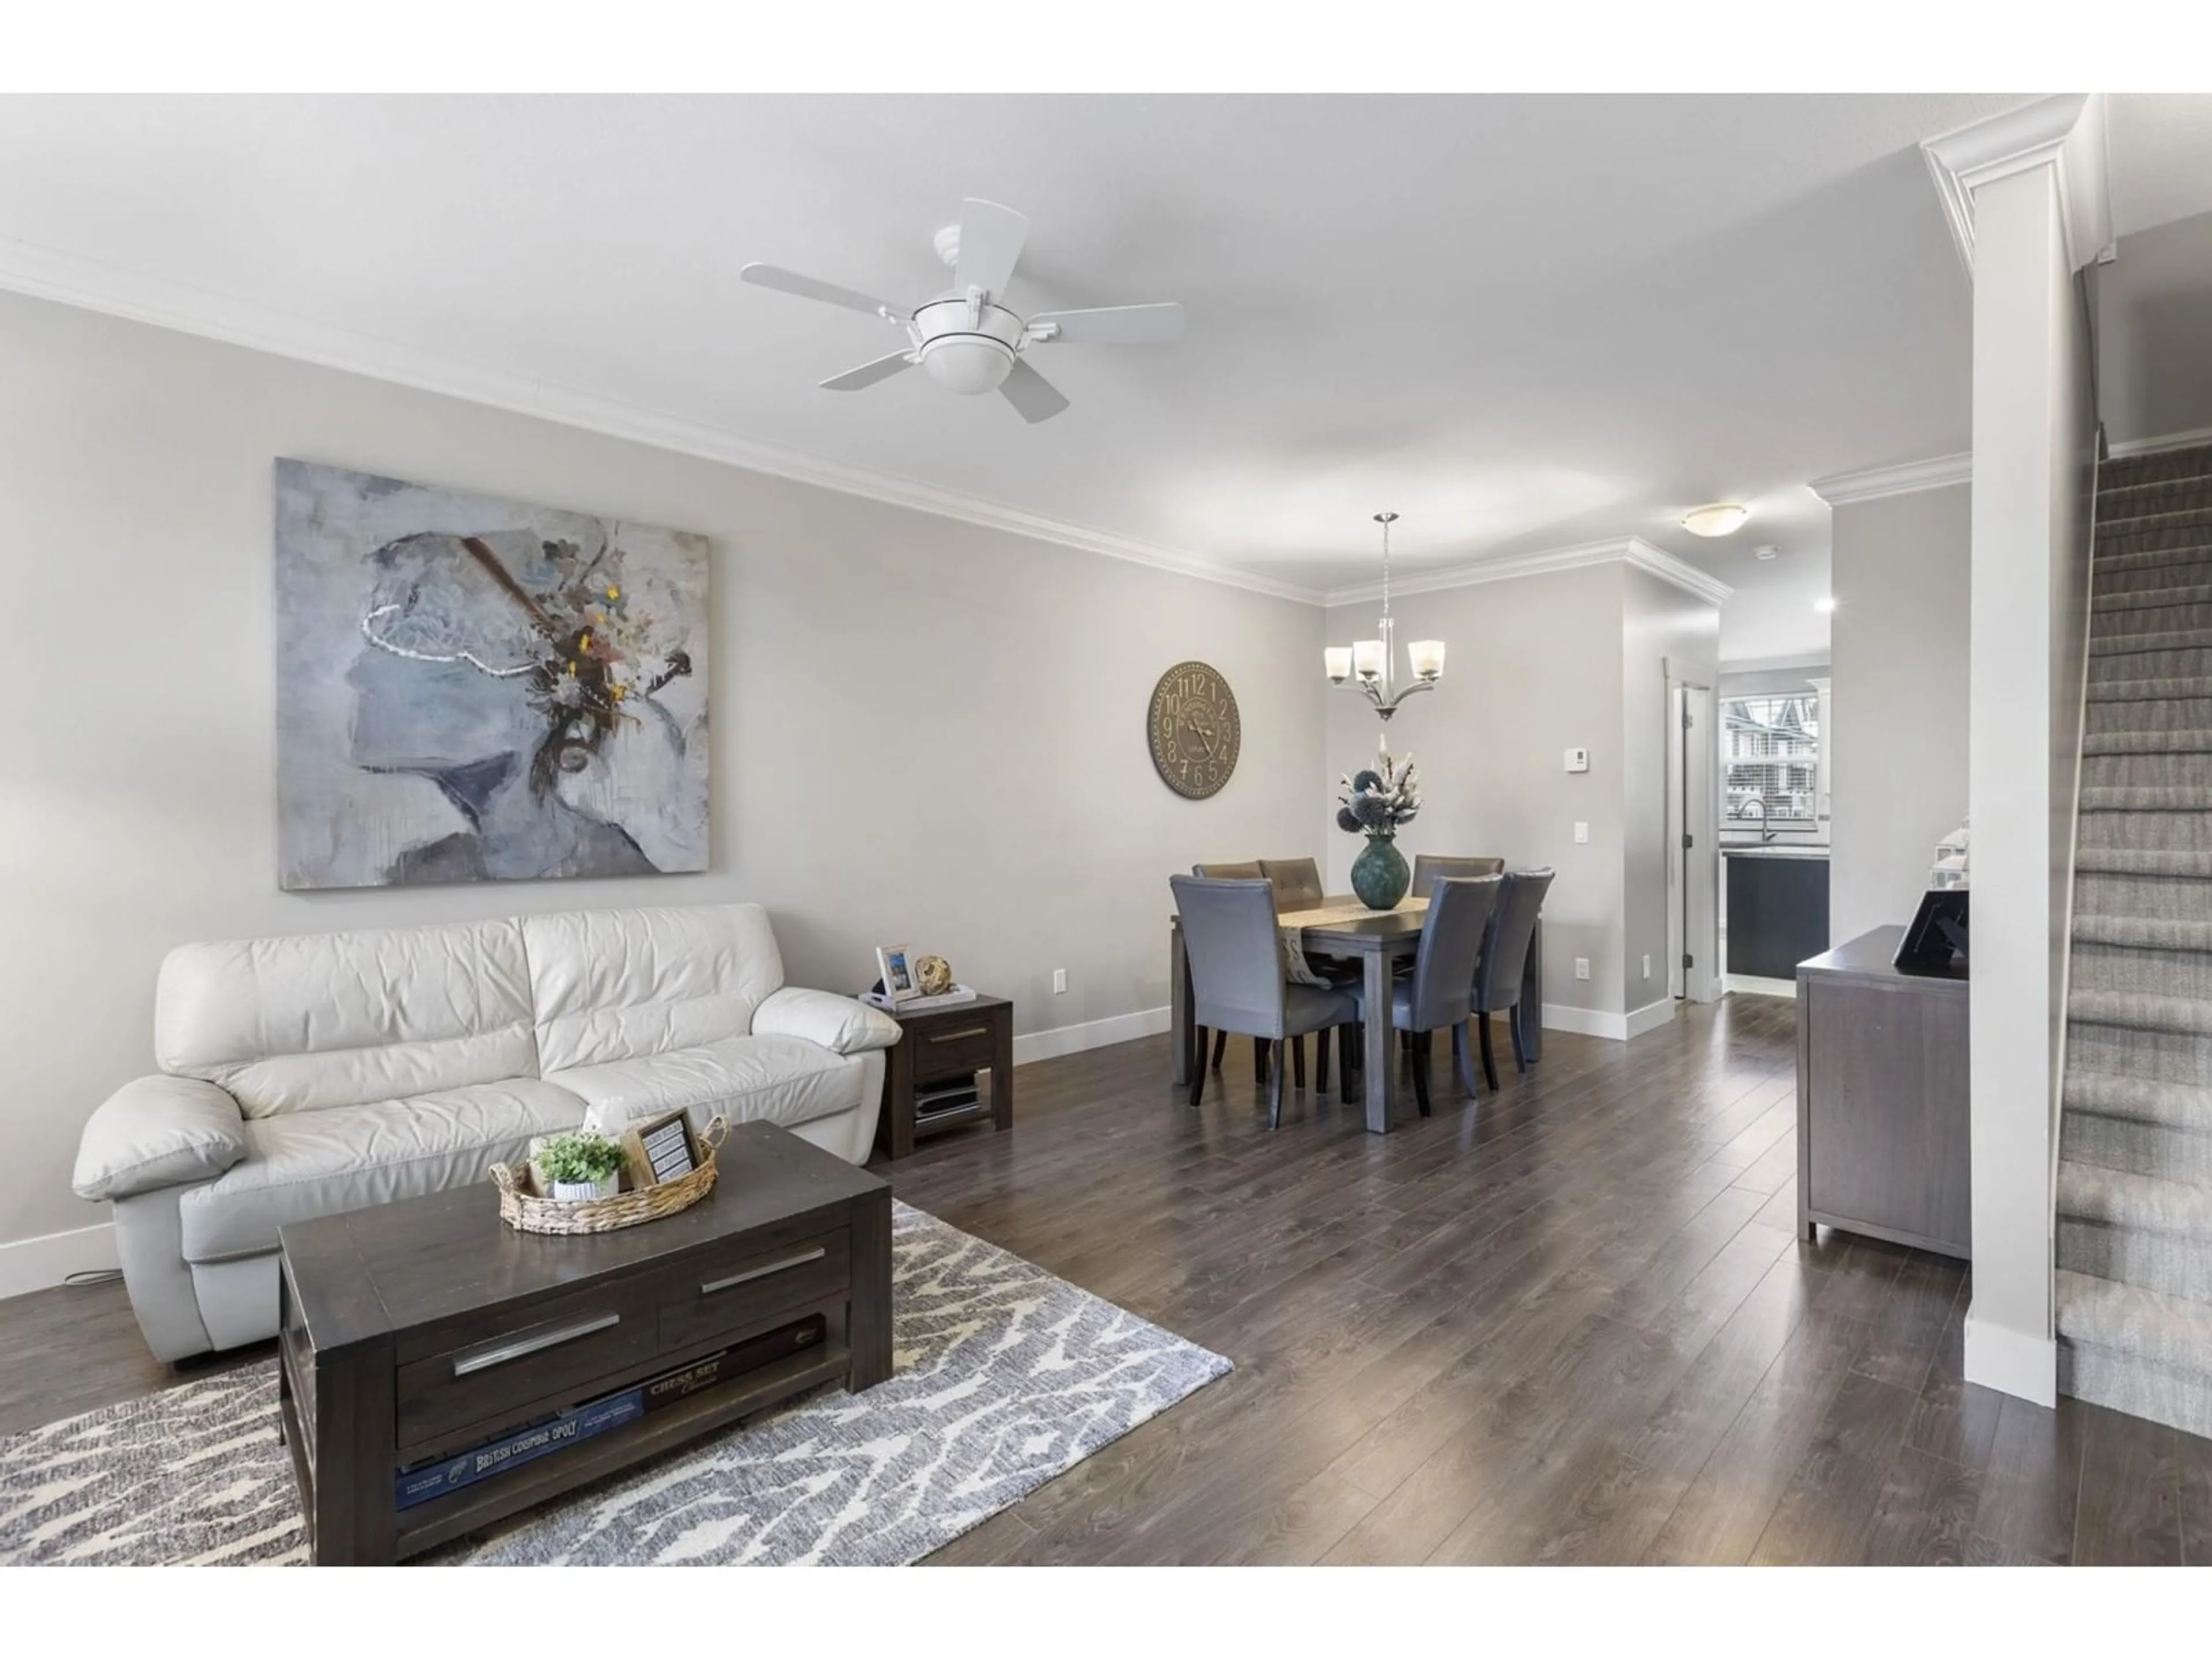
[661,1229,850,1352]
[397,1285,658,1449]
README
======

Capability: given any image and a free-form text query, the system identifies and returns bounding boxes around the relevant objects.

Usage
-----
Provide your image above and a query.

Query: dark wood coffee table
[276,1118,892,1565]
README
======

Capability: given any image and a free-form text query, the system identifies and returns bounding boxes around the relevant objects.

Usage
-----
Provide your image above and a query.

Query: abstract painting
[274,460,710,891]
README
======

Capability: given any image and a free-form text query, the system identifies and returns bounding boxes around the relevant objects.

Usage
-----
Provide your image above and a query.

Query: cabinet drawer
[908,1018,998,1080]
[660,1229,850,1353]
[396,1284,658,1450]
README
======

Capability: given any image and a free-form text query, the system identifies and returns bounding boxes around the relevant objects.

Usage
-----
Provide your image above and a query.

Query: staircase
[2057,438,2212,1437]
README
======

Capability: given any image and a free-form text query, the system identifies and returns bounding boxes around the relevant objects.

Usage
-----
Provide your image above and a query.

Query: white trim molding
[1725,973,1798,1000]
[1963,1304,2058,1407]
[1325,536,1731,610]
[1720,651,1832,677]
[1623,998,1679,1039]
[1011,1004,1172,1067]
[0,233,1324,608]
[0,1220,117,1302]
[1808,453,1974,507]
[2109,424,2212,461]
[1921,94,2113,279]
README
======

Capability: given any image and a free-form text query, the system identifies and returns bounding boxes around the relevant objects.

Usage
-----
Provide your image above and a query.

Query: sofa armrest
[752,987,903,1056]
[73,1075,247,1203]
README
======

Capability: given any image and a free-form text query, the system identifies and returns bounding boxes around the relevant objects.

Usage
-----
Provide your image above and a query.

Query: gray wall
[2097,206,2212,448]
[1828,483,1971,942]
[1621,567,1721,1012]
[0,290,1326,1255]
[1324,563,1631,1018]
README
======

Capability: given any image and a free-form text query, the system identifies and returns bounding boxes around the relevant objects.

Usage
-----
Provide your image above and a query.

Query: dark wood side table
[877,994,1014,1160]
[276,1120,892,1565]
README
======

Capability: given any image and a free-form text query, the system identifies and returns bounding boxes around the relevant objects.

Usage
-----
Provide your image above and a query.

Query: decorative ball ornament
[1148,661,1241,800]
[914,954,954,997]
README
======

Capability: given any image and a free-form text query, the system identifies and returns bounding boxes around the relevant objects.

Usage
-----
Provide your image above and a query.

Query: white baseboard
[2108,423,2212,460]
[1964,1305,2058,1406]
[1725,974,1798,999]
[1541,1003,1628,1040]
[1624,997,1679,1039]
[0,1220,117,1301]
[1013,1004,1172,1066]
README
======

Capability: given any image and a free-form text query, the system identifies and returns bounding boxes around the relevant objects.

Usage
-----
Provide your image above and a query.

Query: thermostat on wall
[1564,747,1590,773]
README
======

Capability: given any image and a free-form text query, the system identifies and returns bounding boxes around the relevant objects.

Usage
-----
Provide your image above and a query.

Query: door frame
[1668,676,1722,1003]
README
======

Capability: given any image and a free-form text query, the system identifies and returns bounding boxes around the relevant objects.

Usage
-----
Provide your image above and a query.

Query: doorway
[1668,679,1722,1002]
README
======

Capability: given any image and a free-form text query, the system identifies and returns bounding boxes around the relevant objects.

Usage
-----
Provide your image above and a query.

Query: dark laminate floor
[6,993,2210,1565]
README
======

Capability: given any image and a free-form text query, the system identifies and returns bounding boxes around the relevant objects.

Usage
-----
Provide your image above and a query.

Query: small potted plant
[535,1130,628,1202]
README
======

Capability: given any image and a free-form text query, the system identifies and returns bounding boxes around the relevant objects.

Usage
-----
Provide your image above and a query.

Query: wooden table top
[279,1119,888,1352]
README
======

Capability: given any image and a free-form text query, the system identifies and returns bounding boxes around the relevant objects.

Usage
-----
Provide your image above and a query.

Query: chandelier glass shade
[1324,512,1444,720]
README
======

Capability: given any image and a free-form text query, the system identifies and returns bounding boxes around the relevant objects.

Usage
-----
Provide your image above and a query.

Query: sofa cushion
[522,904,786,1074]
[74,1075,247,1202]
[176,1078,586,1263]
[157,918,537,1119]
[551,1035,861,1138]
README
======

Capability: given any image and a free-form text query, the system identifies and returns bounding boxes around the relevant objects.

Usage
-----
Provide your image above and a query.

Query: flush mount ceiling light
[1681,503,1751,538]
[1815,596,1838,613]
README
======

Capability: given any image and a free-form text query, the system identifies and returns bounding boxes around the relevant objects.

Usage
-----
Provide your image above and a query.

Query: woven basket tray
[491,1116,729,1236]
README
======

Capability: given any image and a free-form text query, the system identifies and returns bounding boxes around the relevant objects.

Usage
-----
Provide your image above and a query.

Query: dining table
[1168,893,1544,1134]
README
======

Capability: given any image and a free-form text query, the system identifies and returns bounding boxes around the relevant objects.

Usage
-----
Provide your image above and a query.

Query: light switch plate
[1574,821,1589,844]
[1564,747,1589,773]
[1574,957,1591,981]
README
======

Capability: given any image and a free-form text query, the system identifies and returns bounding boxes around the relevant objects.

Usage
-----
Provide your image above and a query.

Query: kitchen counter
[1725,848,1831,979]
[1721,844,1831,861]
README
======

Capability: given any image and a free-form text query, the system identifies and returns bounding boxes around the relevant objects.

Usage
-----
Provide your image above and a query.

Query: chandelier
[1324,512,1445,719]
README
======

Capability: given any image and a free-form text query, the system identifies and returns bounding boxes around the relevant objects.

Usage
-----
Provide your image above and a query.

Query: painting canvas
[275,460,710,891]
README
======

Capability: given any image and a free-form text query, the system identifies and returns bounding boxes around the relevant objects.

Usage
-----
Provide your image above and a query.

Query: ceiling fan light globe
[918,336,1016,395]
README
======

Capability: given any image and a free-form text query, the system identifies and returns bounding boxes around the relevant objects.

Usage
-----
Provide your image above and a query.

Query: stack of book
[862,983,979,1014]
[915,1076,982,1119]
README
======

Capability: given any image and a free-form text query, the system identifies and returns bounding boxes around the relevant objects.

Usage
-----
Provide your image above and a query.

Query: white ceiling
[0,94,2206,604]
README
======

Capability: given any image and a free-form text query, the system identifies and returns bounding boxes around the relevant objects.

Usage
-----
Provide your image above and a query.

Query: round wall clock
[1147,660,1241,800]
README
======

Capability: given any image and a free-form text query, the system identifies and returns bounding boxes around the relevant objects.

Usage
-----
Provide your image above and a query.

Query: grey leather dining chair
[1472,868,1555,1090]
[1170,875,1359,1129]
[1259,857,1325,911]
[1410,854,1506,901]
[1193,861,1267,1080]
[1346,874,1502,1113]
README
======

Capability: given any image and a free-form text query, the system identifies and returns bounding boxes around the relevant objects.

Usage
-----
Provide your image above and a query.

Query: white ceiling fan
[740,198,1185,424]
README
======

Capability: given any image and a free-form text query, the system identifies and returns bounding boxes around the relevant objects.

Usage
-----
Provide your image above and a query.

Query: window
[1722,693,1819,828]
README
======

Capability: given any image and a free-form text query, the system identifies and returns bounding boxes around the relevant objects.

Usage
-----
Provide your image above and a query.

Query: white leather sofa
[71,903,900,1362]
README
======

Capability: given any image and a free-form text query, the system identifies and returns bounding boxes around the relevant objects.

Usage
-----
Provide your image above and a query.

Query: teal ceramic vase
[1350,833,1410,910]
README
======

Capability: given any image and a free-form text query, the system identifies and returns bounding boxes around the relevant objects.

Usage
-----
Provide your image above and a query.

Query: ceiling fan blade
[740,262,904,321]
[1028,302,1186,346]
[820,352,915,391]
[956,198,1029,300]
[999,357,1070,424]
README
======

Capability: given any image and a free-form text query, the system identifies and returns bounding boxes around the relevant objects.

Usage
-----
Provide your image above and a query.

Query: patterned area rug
[0,1203,1229,1565]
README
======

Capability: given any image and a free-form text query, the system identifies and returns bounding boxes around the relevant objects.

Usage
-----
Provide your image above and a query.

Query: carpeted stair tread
[2058,1159,2212,1236]
[2087,676,2212,703]
[2074,846,2212,877]
[2090,627,2212,657]
[2078,785,2212,810]
[2094,584,2212,613]
[2097,509,2212,539]
[2055,1268,2212,1379]
[2082,730,2212,755]
[2099,445,2212,490]
[2069,989,2212,1036]
[2065,1072,2212,1131]
[2073,913,2212,952]
[2095,543,2212,574]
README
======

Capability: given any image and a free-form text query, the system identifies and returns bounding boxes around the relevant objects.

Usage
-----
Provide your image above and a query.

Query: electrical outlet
[1564,747,1589,773]
[1052,968,1067,995]
[1573,821,1589,844]
[1574,957,1591,981]
[1643,954,1652,980]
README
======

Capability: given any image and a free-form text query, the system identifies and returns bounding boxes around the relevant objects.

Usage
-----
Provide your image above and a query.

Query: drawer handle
[700,1246,827,1296]
[927,1027,990,1044]
[451,1311,620,1377]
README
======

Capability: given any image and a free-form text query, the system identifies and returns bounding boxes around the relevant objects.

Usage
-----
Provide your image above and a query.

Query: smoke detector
[1754,544,1780,561]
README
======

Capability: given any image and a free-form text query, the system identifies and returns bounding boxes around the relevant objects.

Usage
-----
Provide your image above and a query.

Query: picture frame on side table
[619,1108,702,1188]
[875,945,920,1005]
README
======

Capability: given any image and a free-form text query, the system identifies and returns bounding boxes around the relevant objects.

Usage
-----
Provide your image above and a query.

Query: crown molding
[1921,93,2112,280]
[1324,535,1731,610]
[0,233,1328,608]
[1808,452,1973,507]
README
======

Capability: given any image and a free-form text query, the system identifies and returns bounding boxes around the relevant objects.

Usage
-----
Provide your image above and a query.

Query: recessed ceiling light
[1753,545,1780,561]
[1682,504,1750,538]
[1814,596,1838,613]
